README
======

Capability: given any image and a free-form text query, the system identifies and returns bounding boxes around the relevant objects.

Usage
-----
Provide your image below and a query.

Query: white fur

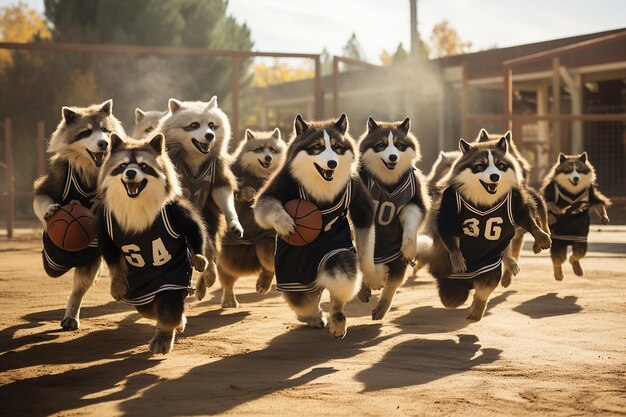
[101,158,176,233]
[316,269,362,303]
[399,204,424,260]
[352,224,387,289]
[290,131,354,203]
[254,196,295,236]
[211,185,242,234]
[555,166,594,194]
[361,131,418,186]
[33,195,56,225]
[455,150,521,207]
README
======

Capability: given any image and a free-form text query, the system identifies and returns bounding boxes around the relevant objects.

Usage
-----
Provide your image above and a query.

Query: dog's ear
[503,130,512,143]
[271,127,281,140]
[579,152,588,163]
[109,132,125,152]
[206,96,218,110]
[398,117,410,134]
[558,152,567,164]
[168,98,183,114]
[62,107,79,124]
[245,129,254,141]
[439,150,446,158]
[135,108,146,124]
[459,139,474,154]
[367,116,379,132]
[99,99,113,115]
[496,136,508,153]
[148,133,165,153]
[477,128,489,143]
[294,114,309,136]
[335,113,348,135]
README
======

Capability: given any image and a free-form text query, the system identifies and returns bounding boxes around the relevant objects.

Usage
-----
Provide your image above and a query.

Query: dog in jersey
[254,114,384,339]
[217,128,286,307]
[156,96,243,301]
[542,152,610,281]
[425,150,461,198]
[473,129,549,287]
[33,100,124,330]
[132,108,167,139]
[97,132,210,354]
[417,137,551,322]
[356,117,431,319]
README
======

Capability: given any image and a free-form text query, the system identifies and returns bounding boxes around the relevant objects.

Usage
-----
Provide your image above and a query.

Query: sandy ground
[0,227,625,417]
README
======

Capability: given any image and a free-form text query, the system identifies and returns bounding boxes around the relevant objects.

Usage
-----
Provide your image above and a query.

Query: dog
[97,132,210,354]
[156,96,243,301]
[253,114,385,339]
[542,152,611,281]
[32,99,124,330]
[356,117,431,319]
[217,128,286,308]
[418,136,551,322]
[132,108,167,139]
[425,150,461,198]
[474,128,549,287]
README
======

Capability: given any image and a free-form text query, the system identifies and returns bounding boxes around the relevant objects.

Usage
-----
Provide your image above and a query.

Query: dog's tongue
[324,169,334,180]
[93,152,104,166]
[488,183,497,192]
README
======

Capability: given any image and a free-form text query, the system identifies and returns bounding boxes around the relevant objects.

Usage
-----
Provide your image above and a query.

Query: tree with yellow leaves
[0,1,51,66]
[253,58,314,88]
[429,19,472,58]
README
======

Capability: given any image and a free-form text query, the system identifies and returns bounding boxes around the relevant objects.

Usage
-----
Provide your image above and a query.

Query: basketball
[282,199,323,246]
[46,203,97,252]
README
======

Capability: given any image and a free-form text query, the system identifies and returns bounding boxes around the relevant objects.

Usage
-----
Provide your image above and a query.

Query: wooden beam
[504,66,513,132]
[314,56,322,119]
[37,121,45,177]
[230,56,240,145]
[4,118,13,239]
[460,62,469,139]
[332,56,339,117]
[552,58,561,157]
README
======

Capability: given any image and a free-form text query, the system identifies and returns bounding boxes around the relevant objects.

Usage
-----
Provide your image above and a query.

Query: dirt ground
[0,227,624,417]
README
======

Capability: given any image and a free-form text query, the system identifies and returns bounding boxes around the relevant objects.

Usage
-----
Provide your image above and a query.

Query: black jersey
[445,188,516,280]
[274,180,355,293]
[42,163,101,275]
[220,201,275,246]
[361,169,417,264]
[104,204,192,305]
[176,160,215,209]
[548,182,590,242]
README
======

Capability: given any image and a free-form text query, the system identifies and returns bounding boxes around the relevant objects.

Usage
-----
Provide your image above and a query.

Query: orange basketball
[282,199,323,246]
[46,203,97,251]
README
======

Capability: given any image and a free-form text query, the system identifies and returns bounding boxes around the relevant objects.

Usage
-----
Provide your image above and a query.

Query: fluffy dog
[132,108,167,139]
[542,152,611,280]
[254,114,384,339]
[217,128,286,307]
[97,132,209,354]
[33,99,124,330]
[356,117,431,319]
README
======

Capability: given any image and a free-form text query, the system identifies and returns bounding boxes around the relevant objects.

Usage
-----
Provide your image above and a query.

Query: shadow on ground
[512,292,582,319]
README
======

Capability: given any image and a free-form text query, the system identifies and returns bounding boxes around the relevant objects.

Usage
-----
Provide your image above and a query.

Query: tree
[429,20,472,58]
[0,2,51,66]
[252,59,314,88]
[342,32,365,61]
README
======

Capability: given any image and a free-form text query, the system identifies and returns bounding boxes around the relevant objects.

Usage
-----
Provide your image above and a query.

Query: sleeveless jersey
[274,180,354,293]
[362,169,417,264]
[176,161,215,209]
[42,163,101,275]
[221,199,275,246]
[449,191,516,280]
[549,182,590,242]
[104,204,192,305]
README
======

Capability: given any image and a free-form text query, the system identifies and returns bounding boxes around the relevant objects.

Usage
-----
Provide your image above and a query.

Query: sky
[3,0,626,64]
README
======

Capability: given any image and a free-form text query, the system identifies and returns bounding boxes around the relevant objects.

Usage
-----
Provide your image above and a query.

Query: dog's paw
[229,220,244,238]
[503,257,520,277]
[110,279,128,301]
[328,312,347,340]
[256,277,272,294]
[357,283,371,303]
[240,186,257,202]
[501,271,512,288]
[221,293,239,308]
[195,278,207,301]
[533,230,552,253]
[364,264,388,290]
[149,333,174,355]
[191,254,209,272]
[60,317,79,331]
[401,236,418,261]
[273,211,296,237]
[44,203,62,221]
[201,261,217,288]
[450,252,467,274]
[601,215,610,225]
[548,213,557,225]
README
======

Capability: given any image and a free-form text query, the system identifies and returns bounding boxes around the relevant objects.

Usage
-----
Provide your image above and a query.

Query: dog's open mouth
[87,149,106,167]
[480,180,498,194]
[382,159,397,170]
[569,178,580,186]
[191,139,211,154]
[258,159,271,169]
[122,179,148,198]
[314,163,334,181]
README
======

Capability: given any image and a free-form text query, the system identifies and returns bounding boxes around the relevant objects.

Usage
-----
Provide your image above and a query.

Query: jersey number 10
[121,238,172,267]
[462,217,503,240]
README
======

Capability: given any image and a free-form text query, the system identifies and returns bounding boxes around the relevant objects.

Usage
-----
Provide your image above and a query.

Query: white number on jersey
[373,200,397,226]
[192,189,210,208]
[121,238,173,268]
[121,244,146,267]
[463,216,503,240]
